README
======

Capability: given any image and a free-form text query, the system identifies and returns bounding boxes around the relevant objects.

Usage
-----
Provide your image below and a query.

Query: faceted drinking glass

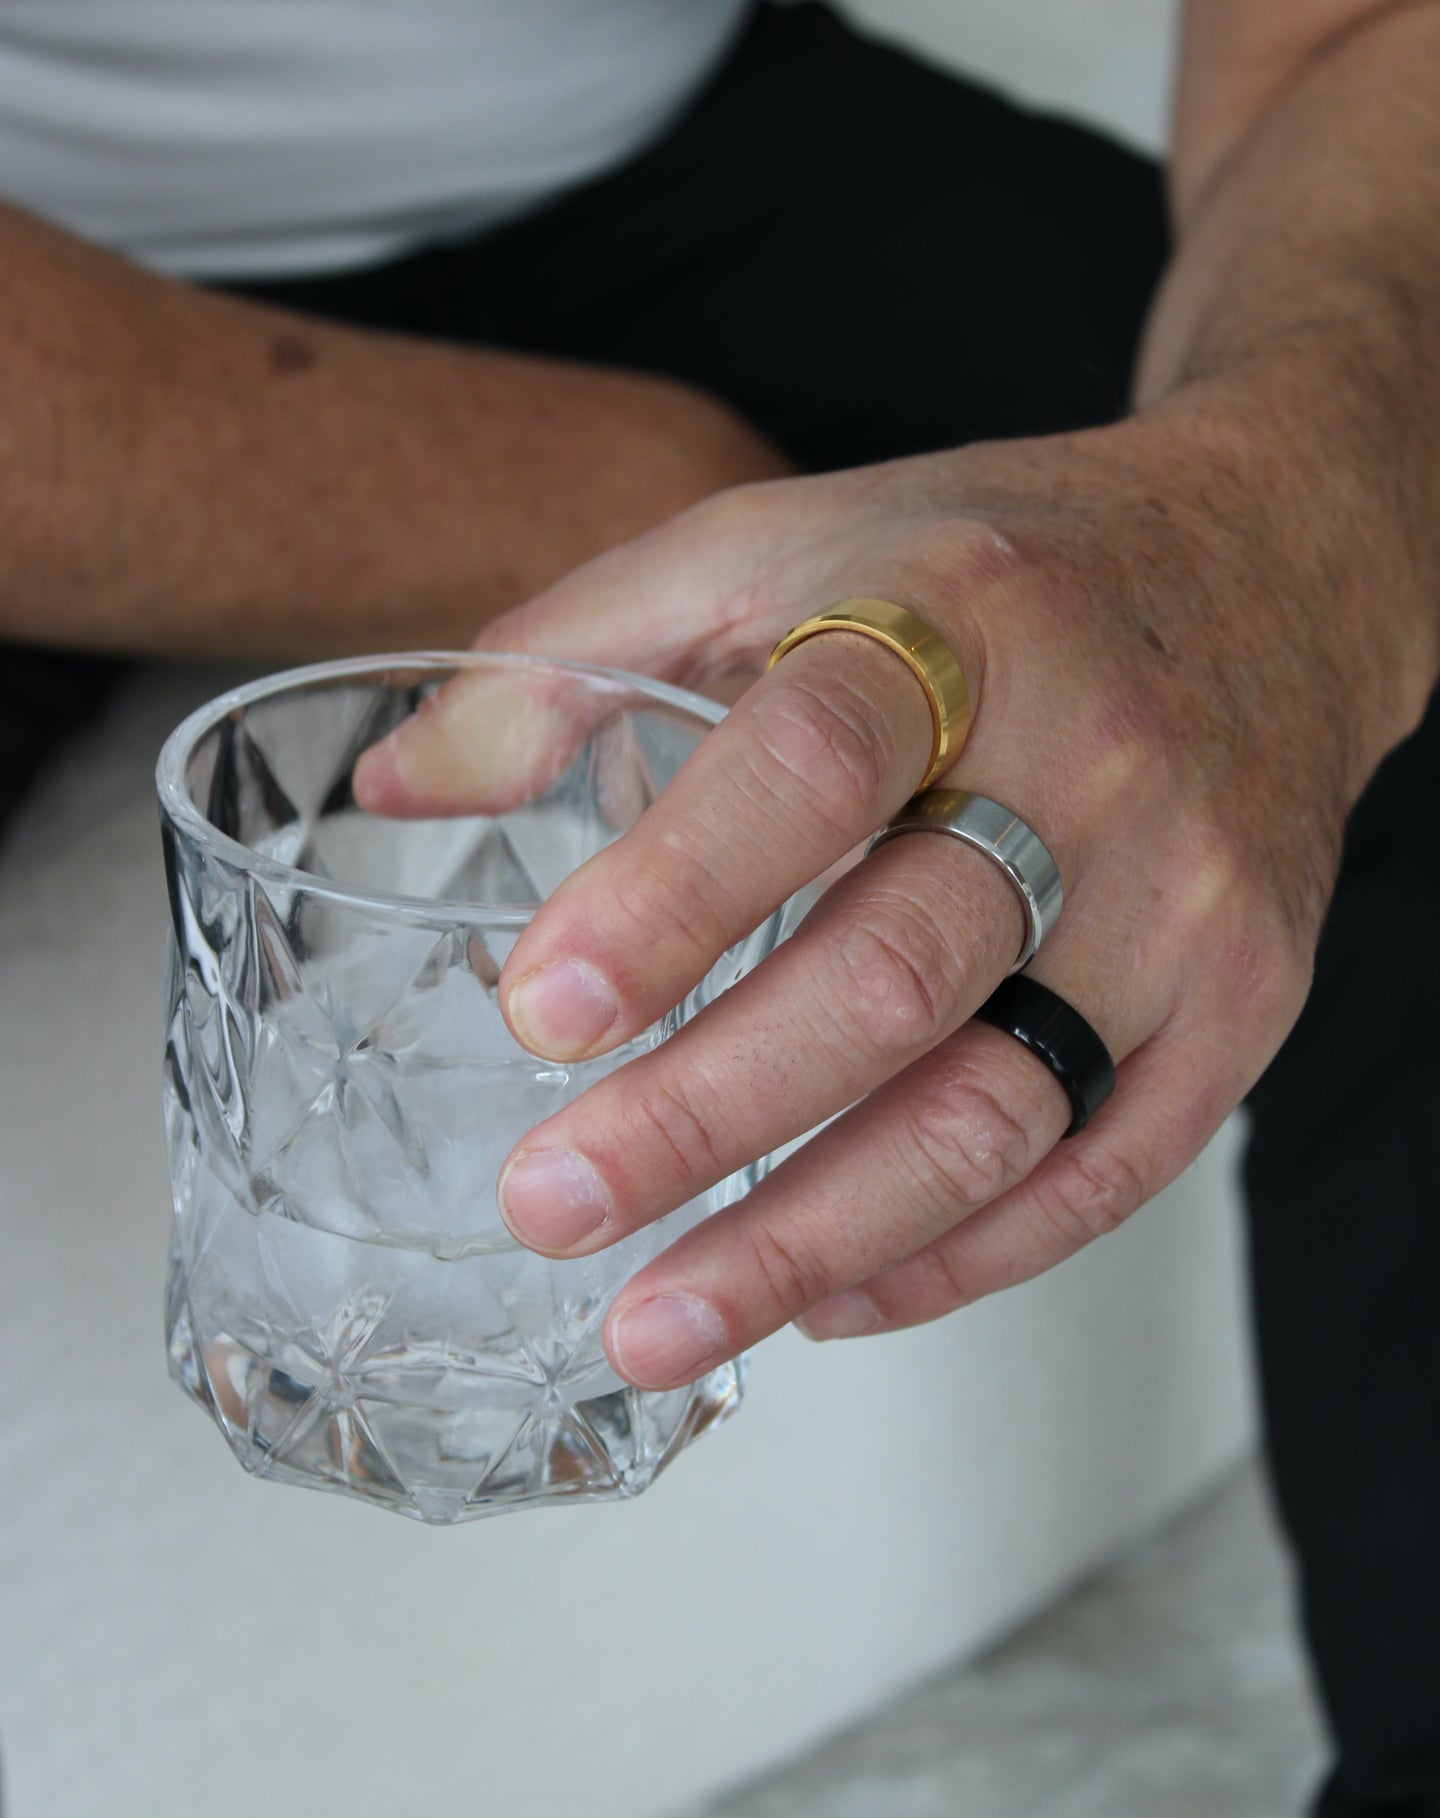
[157,653,785,1523]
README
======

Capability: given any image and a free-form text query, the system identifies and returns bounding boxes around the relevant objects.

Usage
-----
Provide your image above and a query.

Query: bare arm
[0,203,790,658]
[1136,0,1440,786]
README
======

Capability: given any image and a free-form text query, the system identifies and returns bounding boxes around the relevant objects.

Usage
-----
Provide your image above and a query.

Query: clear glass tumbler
[157,653,785,1523]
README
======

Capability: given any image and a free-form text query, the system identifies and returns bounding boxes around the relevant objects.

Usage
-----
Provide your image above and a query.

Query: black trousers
[22,5,1440,1808]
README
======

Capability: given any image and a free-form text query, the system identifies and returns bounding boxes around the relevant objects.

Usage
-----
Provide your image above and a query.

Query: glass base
[165,1225,743,1525]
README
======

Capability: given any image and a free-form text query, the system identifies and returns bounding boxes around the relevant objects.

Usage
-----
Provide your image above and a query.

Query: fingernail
[507,959,618,1059]
[609,1294,728,1388]
[794,1289,883,1342]
[499,1149,610,1252]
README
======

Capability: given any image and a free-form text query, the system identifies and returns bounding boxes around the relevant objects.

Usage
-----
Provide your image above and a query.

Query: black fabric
[1246,709,1440,1818]
[0,647,124,842]
[234,3,1168,470]
[4,9,1437,1808]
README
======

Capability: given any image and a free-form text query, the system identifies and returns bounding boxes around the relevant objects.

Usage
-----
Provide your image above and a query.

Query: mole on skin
[268,334,318,376]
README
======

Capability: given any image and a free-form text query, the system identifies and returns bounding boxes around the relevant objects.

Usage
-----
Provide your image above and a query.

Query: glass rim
[155,649,728,926]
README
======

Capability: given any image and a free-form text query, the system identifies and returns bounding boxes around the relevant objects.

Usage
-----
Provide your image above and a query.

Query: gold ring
[766,598,970,790]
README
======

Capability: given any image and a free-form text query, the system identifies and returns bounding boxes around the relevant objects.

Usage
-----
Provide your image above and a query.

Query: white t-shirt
[0,1,748,278]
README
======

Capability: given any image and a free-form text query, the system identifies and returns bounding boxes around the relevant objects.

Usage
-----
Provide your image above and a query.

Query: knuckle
[1265,950,1313,1041]
[1154,833,1316,1044]
[1172,828,1250,932]
[616,1072,727,1190]
[1073,698,1169,825]
[904,1073,1036,1213]
[834,914,953,1058]
[749,679,892,838]
[743,1218,837,1321]
[901,1242,984,1319]
[904,515,1031,619]
[1035,1143,1148,1248]
[687,474,778,543]
[608,842,734,972]
[1213,932,1311,1047]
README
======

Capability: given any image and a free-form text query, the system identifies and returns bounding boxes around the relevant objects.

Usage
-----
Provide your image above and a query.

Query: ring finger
[795,1015,1241,1340]
[596,956,1144,1388]
[497,826,1026,1255]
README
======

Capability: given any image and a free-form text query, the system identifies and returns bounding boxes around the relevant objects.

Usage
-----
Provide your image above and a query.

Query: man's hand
[357,0,1440,1392]
[353,381,1432,1387]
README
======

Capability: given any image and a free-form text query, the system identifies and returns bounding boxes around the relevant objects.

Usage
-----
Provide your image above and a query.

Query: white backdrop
[839,0,1175,150]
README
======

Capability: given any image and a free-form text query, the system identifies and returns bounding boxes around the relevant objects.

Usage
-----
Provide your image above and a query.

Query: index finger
[497,626,968,1062]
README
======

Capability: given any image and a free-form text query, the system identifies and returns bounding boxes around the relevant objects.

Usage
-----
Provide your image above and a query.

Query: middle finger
[495,624,970,1062]
[496,831,1024,1253]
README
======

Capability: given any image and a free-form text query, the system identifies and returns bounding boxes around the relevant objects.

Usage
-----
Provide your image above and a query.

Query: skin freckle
[268,333,318,376]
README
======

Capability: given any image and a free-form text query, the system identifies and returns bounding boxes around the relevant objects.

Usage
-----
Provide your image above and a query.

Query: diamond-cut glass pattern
[159,656,782,1522]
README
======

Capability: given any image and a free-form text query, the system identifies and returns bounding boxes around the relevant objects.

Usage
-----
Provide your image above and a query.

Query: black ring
[973,976,1115,1138]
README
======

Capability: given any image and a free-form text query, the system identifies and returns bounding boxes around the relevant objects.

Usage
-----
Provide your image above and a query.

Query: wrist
[1119,350,1440,795]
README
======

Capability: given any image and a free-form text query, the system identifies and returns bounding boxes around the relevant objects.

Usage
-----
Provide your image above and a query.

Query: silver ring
[867,788,1063,972]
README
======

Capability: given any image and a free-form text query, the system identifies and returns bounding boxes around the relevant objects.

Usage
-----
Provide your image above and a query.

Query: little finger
[598,980,1139,1389]
[796,1022,1242,1338]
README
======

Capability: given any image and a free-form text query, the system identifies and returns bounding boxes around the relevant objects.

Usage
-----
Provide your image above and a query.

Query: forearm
[1133,1,1440,782]
[0,204,789,658]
